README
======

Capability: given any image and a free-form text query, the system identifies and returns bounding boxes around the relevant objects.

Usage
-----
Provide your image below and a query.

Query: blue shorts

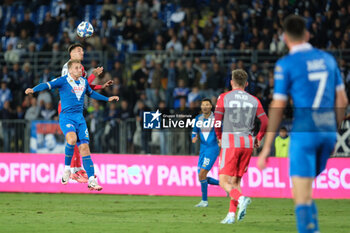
[198,146,220,172]
[289,132,336,178]
[59,113,89,146]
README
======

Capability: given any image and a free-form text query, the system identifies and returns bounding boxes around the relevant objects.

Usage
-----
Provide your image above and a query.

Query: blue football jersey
[47,74,95,114]
[192,112,219,151]
[273,43,344,132]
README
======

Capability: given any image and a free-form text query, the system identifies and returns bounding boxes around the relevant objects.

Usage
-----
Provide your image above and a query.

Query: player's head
[201,98,212,115]
[231,69,248,89]
[68,43,84,61]
[68,59,82,78]
[283,15,309,47]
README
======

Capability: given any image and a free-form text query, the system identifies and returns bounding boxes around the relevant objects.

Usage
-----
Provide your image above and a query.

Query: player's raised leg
[61,132,76,184]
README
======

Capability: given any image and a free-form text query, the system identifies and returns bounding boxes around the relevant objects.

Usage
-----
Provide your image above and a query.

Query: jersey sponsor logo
[73,86,85,92]
[85,129,89,138]
[66,124,74,129]
[67,76,86,101]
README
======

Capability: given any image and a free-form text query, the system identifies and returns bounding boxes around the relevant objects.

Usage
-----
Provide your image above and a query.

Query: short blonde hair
[67,59,81,69]
[232,69,248,87]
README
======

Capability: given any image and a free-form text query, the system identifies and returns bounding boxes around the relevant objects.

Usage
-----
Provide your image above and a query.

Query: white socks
[227,212,235,218]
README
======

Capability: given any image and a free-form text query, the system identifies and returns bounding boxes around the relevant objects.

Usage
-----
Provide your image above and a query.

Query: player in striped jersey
[214,69,268,224]
[60,43,113,183]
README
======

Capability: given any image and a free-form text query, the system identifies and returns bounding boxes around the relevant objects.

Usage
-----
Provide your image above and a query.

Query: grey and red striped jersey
[214,88,268,148]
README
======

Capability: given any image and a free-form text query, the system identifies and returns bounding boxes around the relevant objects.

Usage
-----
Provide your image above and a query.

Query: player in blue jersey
[257,15,348,233]
[25,60,119,191]
[192,98,220,207]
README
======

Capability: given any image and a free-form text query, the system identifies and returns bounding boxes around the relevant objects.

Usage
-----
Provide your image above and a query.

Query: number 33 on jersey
[214,89,267,149]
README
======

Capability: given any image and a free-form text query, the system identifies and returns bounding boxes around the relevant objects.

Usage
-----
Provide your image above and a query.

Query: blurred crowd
[1,0,350,153]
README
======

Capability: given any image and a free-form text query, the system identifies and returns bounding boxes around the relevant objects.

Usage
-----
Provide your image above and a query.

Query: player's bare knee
[66,133,77,145]
[67,138,77,145]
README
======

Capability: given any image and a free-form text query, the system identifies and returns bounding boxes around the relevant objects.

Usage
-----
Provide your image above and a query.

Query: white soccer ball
[76,21,94,38]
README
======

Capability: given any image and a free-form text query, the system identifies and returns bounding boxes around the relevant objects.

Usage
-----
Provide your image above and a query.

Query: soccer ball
[76,21,94,38]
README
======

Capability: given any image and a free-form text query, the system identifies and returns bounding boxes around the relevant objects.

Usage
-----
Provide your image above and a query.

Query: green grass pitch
[0,193,349,233]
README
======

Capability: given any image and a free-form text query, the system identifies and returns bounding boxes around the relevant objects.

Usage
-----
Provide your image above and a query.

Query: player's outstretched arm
[87,88,119,102]
[25,78,63,95]
[88,90,109,101]
[257,99,286,170]
[25,82,51,94]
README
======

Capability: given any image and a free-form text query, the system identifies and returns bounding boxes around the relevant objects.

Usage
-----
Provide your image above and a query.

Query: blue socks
[82,155,94,178]
[64,143,75,166]
[200,179,208,201]
[207,177,219,185]
[295,204,315,233]
[311,201,319,232]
